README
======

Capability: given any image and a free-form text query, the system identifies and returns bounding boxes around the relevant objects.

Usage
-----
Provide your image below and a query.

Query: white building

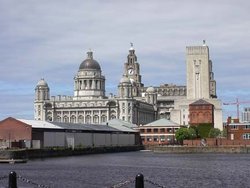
[242,107,250,122]
[171,41,223,130]
[34,41,223,129]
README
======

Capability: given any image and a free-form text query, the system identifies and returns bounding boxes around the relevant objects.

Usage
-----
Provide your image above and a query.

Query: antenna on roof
[202,40,206,46]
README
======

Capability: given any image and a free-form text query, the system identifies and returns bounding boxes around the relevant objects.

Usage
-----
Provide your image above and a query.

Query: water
[1,151,250,188]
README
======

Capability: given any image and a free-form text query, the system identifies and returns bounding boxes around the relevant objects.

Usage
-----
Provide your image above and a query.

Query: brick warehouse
[0,117,32,148]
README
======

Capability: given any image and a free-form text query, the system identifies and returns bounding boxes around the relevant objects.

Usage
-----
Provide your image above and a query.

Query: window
[167,128,172,133]
[63,116,69,123]
[140,129,145,133]
[153,137,158,142]
[86,115,91,124]
[160,128,165,133]
[244,125,250,129]
[78,115,84,123]
[231,125,238,130]
[147,129,152,133]
[153,128,158,133]
[243,133,250,140]
[70,116,76,123]
[93,115,99,124]
[101,115,107,123]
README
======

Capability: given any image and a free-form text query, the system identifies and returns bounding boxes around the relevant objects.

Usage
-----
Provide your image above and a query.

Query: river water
[0,151,250,188]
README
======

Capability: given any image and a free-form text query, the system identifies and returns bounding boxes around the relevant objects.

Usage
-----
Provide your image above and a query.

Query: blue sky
[0,0,250,120]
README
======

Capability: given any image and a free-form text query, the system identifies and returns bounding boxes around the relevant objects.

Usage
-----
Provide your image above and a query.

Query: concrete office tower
[186,40,217,100]
[171,41,222,130]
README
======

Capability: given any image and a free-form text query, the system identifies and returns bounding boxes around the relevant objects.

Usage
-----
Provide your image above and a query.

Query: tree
[188,127,197,139]
[175,127,199,144]
[208,128,221,138]
[175,127,190,144]
[196,123,213,138]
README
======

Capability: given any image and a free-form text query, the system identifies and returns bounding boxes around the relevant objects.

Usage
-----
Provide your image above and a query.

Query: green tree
[175,127,199,144]
[222,128,227,138]
[208,128,221,138]
[175,127,190,144]
[197,123,213,138]
[188,128,197,139]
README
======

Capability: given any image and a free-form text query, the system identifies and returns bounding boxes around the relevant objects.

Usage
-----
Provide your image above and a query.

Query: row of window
[140,128,178,133]
[141,136,174,142]
[230,125,250,130]
[190,106,212,110]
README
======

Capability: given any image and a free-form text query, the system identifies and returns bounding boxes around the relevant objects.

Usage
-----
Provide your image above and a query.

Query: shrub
[196,123,213,138]
[208,128,221,138]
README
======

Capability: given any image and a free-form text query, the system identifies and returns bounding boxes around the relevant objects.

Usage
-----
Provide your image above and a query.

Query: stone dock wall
[146,145,250,154]
[0,145,143,159]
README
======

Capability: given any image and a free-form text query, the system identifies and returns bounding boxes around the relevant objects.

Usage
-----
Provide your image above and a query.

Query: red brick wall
[0,117,32,141]
[189,104,214,125]
[184,138,250,146]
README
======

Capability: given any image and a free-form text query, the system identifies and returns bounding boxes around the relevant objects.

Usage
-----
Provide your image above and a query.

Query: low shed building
[0,117,139,149]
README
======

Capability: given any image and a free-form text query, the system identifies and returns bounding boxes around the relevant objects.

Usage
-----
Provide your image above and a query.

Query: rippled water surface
[1,151,250,187]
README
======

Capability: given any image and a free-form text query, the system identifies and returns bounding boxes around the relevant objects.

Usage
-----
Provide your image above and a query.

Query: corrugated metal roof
[17,119,137,132]
[103,119,138,132]
[18,119,62,129]
[52,122,119,132]
[142,118,180,127]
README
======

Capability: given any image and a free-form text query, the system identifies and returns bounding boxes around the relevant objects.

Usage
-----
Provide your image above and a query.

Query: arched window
[56,116,61,122]
[78,115,84,124]
[63,116,69,123]
[71,115,76,123]
[111,115,116,119]
[101,115,107,123]
[86,115,91,124]
[93,115,99,124]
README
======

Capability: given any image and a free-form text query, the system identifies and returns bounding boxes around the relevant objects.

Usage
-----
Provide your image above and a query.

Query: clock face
[128,68,134,75]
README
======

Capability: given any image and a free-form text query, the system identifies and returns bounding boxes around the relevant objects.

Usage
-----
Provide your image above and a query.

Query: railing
[0,171,50,188]
[111,173,167,188]
[1,171,167,188]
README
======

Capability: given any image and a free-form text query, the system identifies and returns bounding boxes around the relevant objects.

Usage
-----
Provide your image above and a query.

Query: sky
[0,0,250,121]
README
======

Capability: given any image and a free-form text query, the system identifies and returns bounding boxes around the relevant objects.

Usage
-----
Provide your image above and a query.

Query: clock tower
[123,43,144,97]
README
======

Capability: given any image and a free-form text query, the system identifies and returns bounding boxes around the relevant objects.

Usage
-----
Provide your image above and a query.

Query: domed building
[34,49,156,125]
[74,51,105,99]
[34,42,223,130]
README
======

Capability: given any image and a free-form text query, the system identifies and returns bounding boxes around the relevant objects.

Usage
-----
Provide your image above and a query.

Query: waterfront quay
[1,151,250,188]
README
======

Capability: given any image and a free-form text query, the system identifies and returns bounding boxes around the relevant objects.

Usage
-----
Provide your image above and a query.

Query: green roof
[143,118,180,127]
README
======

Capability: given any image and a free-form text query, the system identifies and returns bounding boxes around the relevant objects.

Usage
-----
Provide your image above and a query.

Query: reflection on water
[1,151,250,187]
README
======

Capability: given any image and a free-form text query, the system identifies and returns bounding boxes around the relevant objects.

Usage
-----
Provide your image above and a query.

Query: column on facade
[99,110,101,123]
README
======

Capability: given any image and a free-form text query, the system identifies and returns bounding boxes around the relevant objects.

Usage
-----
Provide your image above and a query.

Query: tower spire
[130,42,134,50]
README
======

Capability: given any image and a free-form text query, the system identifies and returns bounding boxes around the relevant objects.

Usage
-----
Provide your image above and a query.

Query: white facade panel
[111,134,119,146]
[44,132,65,147]
[75,133,93,147]
[94,133,106,146]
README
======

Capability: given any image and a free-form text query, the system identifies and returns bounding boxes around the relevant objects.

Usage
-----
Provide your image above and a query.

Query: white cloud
[0,0,250,119]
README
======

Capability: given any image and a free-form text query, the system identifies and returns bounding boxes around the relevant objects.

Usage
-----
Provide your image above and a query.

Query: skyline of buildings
[34,42,223,129]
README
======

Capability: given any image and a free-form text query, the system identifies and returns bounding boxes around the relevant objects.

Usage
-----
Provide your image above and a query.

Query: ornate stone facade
[34,42,222,129]
[34,48,156,125]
